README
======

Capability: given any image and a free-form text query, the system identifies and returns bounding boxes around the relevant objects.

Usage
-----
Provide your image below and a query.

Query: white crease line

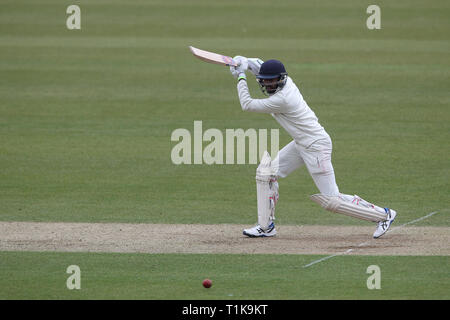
[303,210,440,268]
[390,211,439,230]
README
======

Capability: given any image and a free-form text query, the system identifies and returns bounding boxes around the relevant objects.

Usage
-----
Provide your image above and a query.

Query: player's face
[262,78,279,93]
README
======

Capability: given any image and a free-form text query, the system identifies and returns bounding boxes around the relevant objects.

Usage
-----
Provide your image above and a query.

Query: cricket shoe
[373,208,397,239]
[243,222,276,238]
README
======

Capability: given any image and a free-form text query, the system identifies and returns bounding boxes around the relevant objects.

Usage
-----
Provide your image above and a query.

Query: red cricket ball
[202,279,212,288]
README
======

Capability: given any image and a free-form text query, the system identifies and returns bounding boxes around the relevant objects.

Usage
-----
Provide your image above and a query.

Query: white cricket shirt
[237,76,330,148]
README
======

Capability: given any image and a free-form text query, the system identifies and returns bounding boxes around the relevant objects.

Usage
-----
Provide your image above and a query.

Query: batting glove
[247,58,264,76]
[230,55,248,78]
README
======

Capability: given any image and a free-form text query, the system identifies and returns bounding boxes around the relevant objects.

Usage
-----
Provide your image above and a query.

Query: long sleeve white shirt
[237,76,330,149]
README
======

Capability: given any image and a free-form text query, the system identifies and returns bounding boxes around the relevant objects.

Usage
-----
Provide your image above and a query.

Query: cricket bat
[189,46,237,67]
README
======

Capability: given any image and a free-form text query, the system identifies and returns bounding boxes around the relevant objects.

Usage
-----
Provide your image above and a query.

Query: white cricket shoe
[243,222,277,238]
[373,208,397,238]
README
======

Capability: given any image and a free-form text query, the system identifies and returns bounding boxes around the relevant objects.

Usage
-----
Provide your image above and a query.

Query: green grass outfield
[1,252,448,300]
[0,0,449,300]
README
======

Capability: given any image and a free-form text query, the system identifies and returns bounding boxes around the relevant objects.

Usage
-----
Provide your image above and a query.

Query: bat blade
[189,46,237,67]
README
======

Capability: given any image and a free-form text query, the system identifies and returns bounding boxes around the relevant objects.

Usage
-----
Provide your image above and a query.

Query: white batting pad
[310,194,387,222]
[257,151,277,176]
[256,152,279,230]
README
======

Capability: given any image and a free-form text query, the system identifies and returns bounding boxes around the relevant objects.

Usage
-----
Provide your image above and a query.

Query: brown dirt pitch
[0,222,448,256]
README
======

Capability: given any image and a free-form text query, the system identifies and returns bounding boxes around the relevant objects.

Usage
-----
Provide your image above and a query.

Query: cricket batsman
[229,57,397,238]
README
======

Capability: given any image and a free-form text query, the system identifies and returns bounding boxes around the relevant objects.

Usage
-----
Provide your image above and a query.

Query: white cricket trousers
[272,138,340,197]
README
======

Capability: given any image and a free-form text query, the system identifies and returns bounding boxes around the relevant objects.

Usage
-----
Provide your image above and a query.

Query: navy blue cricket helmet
[256,59,288,95]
